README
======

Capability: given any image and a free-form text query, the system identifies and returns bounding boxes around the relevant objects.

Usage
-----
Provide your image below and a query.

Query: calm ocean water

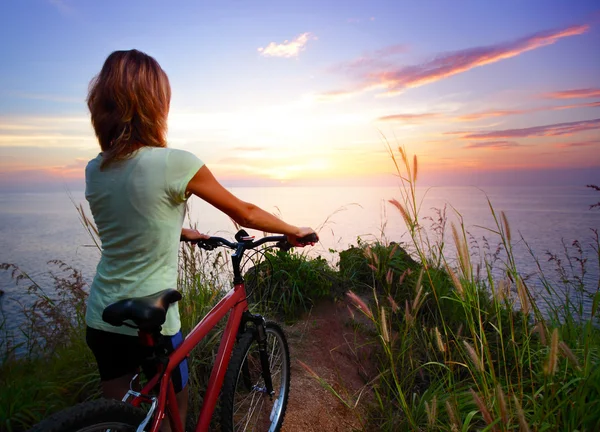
[1,186,599,338]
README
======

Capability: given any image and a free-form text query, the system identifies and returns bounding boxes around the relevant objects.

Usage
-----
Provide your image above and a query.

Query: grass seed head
[513,395,531,432]
[398,146,407,164]
[463,340,483,373]
[404,300,413,326]
[451,222,472,280]
[434,327,446,353]
[413,154,418,182]
[388,243,399,259]
[425,395,437,428]
[412,269,424,311]
[496,384,508,425]
[386,268,393,286]
[494,279,509,303]
[387,294,399,313]
[388,198,412,227]
[399,269,409,286]
[445,263,465,299]
[501,211,512,243]
[544,328,559,376]
[558,341,580,370]
[346,291,374,320]
[516,277,530,315]
[534,321,547,346]
[363,246,372,261]
[445,400,459,432]
[298,359,319,379]
[380,307,390,343]
[470,388,494,427]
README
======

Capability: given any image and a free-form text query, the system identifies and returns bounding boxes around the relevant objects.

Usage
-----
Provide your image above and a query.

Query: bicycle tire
[220,322,291,432]
[28,399,146,432]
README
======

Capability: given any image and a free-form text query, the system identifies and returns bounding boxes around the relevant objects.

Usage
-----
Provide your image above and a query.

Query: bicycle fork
[256,322,275,397]
[242,312,275,397]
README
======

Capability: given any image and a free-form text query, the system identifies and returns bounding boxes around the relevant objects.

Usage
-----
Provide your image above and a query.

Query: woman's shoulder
[145,147,203,165]
[145,146,196,158]
[85,153,103,172]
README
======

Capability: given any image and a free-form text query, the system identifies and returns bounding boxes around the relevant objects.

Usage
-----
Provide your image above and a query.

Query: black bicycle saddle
[102,289,182,331]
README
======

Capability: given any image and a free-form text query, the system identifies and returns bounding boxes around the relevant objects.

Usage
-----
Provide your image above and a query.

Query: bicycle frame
[120,230,316,432]
[130,281,250,432]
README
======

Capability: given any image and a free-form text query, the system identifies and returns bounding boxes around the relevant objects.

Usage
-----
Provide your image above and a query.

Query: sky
[0,0,599,191]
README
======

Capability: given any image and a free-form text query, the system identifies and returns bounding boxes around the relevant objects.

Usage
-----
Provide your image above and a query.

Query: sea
[1,186,599,341]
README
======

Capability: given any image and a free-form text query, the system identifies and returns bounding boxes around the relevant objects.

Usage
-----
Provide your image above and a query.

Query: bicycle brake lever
[194,240,213,251]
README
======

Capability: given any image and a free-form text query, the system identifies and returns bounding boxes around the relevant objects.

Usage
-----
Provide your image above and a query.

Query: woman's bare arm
[186,165,316,243]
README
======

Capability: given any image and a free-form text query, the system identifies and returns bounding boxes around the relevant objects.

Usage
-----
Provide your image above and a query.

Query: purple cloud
[330,44,409,74]
[542,88,600,99]
[378,113,443,123]
[451,118,600,140]
[320,24,589,99]
[464,141,521,150]
[554,140,600,148]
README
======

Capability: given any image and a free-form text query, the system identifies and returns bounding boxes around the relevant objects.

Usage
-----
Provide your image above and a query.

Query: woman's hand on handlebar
[181,228,210,241]
[287,227,318,247]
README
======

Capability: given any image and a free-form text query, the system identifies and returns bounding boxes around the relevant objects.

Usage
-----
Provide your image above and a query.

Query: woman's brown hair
[87,49,171,168]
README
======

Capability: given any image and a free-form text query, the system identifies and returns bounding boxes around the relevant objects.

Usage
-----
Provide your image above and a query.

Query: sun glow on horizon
[0,1,599,190]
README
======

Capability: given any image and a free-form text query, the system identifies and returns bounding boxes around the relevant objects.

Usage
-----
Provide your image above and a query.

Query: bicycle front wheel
[29,399,146,432]
[220,322,291,432]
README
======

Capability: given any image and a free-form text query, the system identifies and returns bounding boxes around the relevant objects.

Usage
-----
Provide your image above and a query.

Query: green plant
[340,143,600,431]
[0,262,97,432]
[245,248,338,322]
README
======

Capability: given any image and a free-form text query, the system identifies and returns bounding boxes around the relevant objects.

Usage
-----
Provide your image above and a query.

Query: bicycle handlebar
[182,230,318,252]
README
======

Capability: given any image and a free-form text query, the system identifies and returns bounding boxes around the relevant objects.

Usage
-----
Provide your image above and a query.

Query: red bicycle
[32,229,317,432]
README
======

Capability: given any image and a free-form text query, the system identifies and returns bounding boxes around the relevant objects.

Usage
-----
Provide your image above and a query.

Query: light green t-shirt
[85,147,204,336]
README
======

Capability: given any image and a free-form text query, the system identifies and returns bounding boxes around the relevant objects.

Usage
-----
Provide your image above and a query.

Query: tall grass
[341,144,600,430]
[0,262,99,432]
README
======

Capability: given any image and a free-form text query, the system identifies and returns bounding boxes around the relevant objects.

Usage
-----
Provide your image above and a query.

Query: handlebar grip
[297,233,318,244]
[182,237,219,250]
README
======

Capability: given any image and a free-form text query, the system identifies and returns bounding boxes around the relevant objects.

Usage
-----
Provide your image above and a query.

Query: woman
[84,49,317,427]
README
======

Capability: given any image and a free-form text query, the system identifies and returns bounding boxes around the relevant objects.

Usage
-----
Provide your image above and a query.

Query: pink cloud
[553,101,600,110]
[554,140,600,148]
[542,88,600,99]
[313,89,363,102]
[378,100,600,124]
[455,100,600,121]
[320,24,589,99]
[464,141,521,150]
[0,157,89,192]
[47,158,88,178]
[371,44,409,57]
[450,118,600,140]
[456,110,526,122]
[373,25,589,94]
[330,44,409,74]
[378,113,443,123]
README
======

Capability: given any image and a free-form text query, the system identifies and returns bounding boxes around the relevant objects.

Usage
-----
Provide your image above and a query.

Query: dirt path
[280,299,375,432]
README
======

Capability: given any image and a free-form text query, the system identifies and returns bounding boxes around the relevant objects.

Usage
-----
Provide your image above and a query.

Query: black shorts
[86,326,189,393]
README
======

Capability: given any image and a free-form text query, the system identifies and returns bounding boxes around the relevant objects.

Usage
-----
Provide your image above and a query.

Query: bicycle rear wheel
[28,399,146,432]
[220,322,291,432]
